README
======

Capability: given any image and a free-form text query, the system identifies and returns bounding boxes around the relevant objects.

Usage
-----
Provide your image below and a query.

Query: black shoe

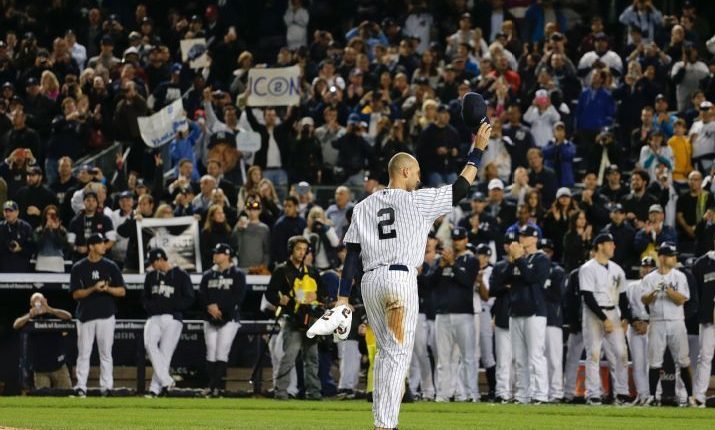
[587,397,602,406]
[402,390,414,403]
[72,388,86,398]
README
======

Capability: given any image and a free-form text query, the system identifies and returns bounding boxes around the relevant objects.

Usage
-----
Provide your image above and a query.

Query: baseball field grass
[1,397,715,430]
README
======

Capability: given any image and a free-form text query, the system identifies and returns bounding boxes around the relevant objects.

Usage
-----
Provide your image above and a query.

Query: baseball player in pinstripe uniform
[488,232,517,403]
[640,242,696,407]
[309,123,492,429]
[539,238,566,402]
[692,246,715,407]
[475,243,496,399]
[142,248,195,397]
[578,233,631,405]
[627,256,657,405]
[562,264,585,403]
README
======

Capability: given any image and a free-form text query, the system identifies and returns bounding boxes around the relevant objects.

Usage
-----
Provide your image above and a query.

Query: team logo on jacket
[152,281,175,297]
[208,276,234,290]
[91,270,99,280]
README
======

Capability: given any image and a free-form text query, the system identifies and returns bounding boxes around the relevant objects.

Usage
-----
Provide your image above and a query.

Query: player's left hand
[307,304,352,341]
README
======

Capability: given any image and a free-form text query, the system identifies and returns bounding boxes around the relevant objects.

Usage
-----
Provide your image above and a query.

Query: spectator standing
[33,205,69,273]
[0,200,35,272]
[542,122,576,188]
[14,165,58,229]
[562,210,593,273]
[200,205,232,271]
[271,196,307,265]
[231,196,270,271]
[523,90,560,149]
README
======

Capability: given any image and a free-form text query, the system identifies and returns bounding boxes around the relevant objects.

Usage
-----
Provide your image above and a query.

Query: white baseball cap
[488,179,504,190]
[556,187,572,199]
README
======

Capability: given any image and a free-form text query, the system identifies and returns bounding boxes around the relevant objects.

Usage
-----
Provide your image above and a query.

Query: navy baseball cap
[461,91,490,132]
[170,63,183,74]
[118,191,134,199]
[475,243,492,256]
[466,243,477,254]
[347,113,361,125]
[471,191,486,202]
[518,225,539,238]
[145,248,168,265]
[658,242,677,256]
[87,233,108,246]
[609,203,624,213]
[641,256,657,267]
[83,190,98,201]
[3,200,18,211]
[26,165,42,175]
[504,231,519,244]
[592,233,614,247]
[451,227,468,240]
[212,242,233,256]
[538,238,554,250]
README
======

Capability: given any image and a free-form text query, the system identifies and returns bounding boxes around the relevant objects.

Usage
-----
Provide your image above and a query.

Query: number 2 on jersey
[377,207,397,240]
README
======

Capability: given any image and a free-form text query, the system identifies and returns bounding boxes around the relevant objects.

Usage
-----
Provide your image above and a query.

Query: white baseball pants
[204,321,240,362]
[338,339,361,390]
[563,331,584,400]
[582,308,629,398]
[627,325,649,400]
[510,315,548,403]
[494,326,512,400]
[144,314,183,394]
[75,316,115,391]
[648,320,690,368]
[435,313,478,402]
[362,266,418,429]
[694,322,715,402]
[409,313,435,399]
[545,326,563,400]
[479,309,496,368]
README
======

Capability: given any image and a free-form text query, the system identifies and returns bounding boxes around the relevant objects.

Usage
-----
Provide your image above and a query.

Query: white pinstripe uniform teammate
[640,242,696,407]
[578,233,631,405]
[475,244,496,397]
[626,257,656,405]
[327,123,492,430]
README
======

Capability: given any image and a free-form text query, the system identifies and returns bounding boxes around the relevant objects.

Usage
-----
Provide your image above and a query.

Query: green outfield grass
[1,397,714,430]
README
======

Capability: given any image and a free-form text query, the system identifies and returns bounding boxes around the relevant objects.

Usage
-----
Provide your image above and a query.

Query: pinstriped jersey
[344,185,453,272]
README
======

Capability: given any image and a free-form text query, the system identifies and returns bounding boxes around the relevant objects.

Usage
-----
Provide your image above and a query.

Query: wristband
[467,148,483,167]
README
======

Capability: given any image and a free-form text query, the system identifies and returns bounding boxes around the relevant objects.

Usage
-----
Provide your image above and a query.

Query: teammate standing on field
[142,248,195,397]
[488,232,517,403]
[627,256,656,405]
[506,224,550,404]
[475,243,496,400]
[640,242,696,407]
[539,238,566,402]
[433,227,479,402]
[199,243,246,397]
[692,244,715,407]
[315,122,491,429]
[562,263,585,403]
[578,233,631,405]
[69,233,126,397]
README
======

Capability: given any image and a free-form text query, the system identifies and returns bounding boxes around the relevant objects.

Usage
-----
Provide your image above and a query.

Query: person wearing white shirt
[65,30,87,71]
[481,119,512,182]
[109,191,134,267]
[640,242,696,407]
[284,0,309,50]
[577,33,623,85]
[523,90,561,148]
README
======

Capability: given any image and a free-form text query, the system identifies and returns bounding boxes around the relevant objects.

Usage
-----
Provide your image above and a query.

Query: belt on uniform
[601,306,615,310]
[367,264,409,272]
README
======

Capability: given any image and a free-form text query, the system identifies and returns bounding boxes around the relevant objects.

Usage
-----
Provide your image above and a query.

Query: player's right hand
[307,304,352,341]
[473,122,492,151]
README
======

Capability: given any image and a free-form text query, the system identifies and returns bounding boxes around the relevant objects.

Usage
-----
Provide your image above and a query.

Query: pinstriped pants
[362,266,418,429]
